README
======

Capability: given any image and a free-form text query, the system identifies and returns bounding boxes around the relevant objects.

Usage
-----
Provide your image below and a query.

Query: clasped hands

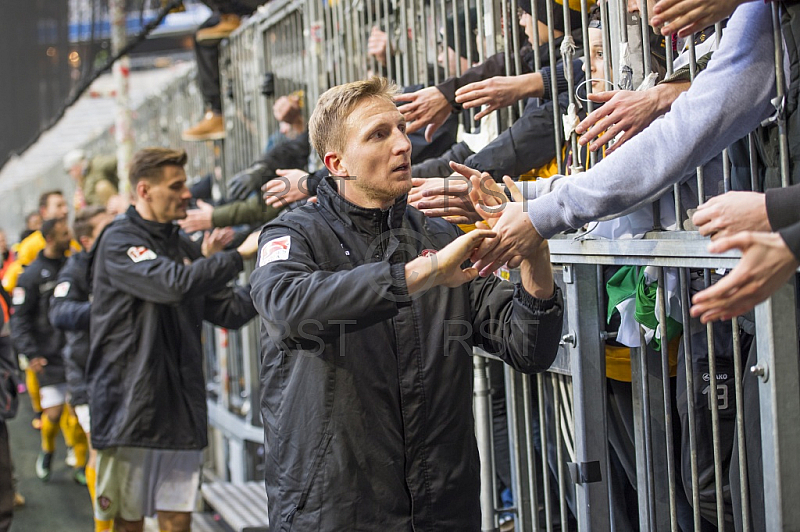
[408,163,545,277]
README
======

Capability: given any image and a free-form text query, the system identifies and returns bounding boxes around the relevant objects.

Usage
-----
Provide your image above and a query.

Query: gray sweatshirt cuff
[527,193,569,239]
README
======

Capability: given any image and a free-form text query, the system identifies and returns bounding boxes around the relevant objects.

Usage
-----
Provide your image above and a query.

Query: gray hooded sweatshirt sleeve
[522,2,777,238]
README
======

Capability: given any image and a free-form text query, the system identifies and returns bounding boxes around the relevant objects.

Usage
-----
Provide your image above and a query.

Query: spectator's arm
[526,3,775,239]
[766,185,800,232]
[211,194,281,228]
[412,142,474,179]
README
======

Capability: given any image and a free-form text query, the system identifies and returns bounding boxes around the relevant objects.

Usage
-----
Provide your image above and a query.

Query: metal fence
[3,0,798,529]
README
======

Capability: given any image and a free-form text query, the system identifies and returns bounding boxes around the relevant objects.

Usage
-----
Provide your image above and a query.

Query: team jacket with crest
[250,177,564,532]
[48,250,92,406]
[10,251,67,387]
[87,206,257,450]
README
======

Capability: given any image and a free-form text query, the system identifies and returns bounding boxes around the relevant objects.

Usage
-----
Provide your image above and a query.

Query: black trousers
[0,422,12,532]
[193,1,266,112]
[194,14,223,113]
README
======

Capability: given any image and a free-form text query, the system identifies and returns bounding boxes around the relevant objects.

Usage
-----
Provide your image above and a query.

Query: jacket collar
[126,205,180,241]
[316,176,407,235]
[35,250,67,268]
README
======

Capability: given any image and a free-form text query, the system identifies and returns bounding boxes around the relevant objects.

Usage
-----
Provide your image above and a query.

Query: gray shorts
[94,446,202,522]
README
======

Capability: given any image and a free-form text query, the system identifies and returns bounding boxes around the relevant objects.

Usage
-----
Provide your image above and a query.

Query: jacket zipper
[285,431,334,526]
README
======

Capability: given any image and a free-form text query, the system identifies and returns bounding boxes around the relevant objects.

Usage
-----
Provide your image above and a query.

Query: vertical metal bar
[336,0,348,82]
[419,0,431,85]
[475,0,486,62]
[748,132,760,192]
[638,0,652,75]
[538,374,554,532]
[600,0,612,82]
[501,0,514,129]
[562,0,580,173]
[657,268,679,532]
[474,355,496,532]
[565,264,611,531]
[771,3,791,188]
[438,0,449,79]
[530,0,541,70]
[635,333,658,531]
[366,0,378,74]
[545,0,563,172]
[582,0,597,169]
[703,270,726,531]
[323,1,336,85]
[505,366,534,532]
[510,0,524,116]
[463,0,477,125]
[452,0,463,78]
[679,268,703,531]
[399,0,411,84]
[730,318,751,532]
[553,374,569,532]
[522,376,541,532]
[756,278,800,530]
[384,0,394,81]
[664,33,684,227]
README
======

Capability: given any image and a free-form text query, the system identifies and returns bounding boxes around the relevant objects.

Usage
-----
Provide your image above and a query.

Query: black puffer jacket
[10,251,66,387]
[49,251,92,406]
[88,206,257,450]
[250,177,563,531]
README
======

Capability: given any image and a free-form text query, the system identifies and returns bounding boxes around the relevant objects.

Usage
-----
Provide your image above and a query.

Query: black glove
[226,163,272,202]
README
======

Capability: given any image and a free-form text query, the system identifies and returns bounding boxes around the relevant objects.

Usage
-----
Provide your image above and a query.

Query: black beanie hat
[522,0,583,34]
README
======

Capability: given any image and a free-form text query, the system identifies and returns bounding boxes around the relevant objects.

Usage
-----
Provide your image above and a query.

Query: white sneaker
[65,447,77,467]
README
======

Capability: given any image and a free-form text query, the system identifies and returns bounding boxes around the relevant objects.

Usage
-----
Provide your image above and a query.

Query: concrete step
[201,481,269,532]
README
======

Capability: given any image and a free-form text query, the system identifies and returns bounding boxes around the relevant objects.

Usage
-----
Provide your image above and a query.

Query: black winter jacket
[10,251,67,387]
[88,206,257,450]
[250,177,563,531]
[49,251,92,406]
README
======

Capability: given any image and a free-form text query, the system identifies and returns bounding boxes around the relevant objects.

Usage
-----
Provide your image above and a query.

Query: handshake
[404,162,553,300]
[408,162,546,278]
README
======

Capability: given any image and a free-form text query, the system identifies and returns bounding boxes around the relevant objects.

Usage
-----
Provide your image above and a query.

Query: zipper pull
[286,506,298,523]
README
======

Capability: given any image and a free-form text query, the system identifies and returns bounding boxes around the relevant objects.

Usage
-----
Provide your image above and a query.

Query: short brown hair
[40,217,67,241]
[73,205,107,243]
[308,77,398,158]
[128,148,188,190]
[38,190,63,210]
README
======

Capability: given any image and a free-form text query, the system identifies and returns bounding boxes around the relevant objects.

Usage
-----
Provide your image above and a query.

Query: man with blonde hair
[250,77,563,530]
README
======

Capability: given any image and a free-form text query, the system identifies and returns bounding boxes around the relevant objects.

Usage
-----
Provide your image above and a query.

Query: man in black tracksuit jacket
[87,148,260,530]
[250,78,564,531]
[10,218,73,482]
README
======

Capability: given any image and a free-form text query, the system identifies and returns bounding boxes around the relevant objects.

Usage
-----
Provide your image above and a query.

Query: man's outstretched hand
[408,176,481,224]
[179,199,214,233]
[690,231,799,323]
[395,87,452,141]
[454,74,539,121]
[651,0,746,38]
[405,229,496,294]
[692,191,770,240]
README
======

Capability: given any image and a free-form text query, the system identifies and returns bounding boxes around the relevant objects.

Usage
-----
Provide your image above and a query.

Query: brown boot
[182,111,225,141]
[13,492,25,507]
[196,14,241,43]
